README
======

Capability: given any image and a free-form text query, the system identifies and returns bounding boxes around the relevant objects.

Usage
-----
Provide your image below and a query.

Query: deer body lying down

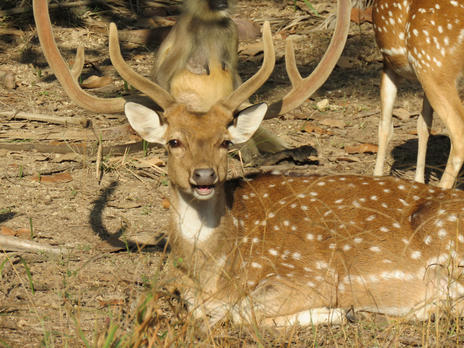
[108,10,464,326]
[34,0,464,327]
[126,101,464,327]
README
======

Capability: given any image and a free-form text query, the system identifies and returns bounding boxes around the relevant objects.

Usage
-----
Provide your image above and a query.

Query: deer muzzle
[191,168,218,200]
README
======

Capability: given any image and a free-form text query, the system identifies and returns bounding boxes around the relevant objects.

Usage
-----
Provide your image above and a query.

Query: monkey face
[183,0,236,19]
[208,0,228,11]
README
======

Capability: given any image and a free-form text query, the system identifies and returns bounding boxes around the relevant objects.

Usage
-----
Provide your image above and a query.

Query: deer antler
[220,21,275,112]
[265,0,351,118]
[70,46,85,81]
[108,23,175,111]
[33,0,126,114]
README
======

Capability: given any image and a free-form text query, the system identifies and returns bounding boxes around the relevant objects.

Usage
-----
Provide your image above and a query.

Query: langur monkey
[152,0,239,112]
[152,0,286,156]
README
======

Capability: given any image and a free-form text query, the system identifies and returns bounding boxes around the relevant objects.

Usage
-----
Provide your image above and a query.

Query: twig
[92,126,103,182]
[353,109,380,119]
[0,110,90,127]
[0,28,24,36]
[0,235,63,255]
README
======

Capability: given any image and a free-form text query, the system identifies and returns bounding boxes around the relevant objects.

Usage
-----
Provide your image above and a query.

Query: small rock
[393,107,412,121]
[316,99,330,111]
[0,70,16,89]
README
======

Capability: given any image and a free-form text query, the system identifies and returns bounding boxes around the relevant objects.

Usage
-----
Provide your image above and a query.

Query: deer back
[373,0,464,78]
[219,174,464,317]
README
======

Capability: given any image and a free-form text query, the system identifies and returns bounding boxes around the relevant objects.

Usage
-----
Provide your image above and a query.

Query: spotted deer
[116,26,464,326]
[372,0,464,189]
[35,0,464,327]
[33,0,464,328]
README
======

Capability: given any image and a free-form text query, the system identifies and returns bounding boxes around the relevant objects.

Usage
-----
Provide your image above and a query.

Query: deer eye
[168,139,182,148]
[221,140,233,148]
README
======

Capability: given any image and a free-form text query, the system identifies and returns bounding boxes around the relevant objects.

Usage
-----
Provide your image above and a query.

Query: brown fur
[152,0,239,112]
[373,0,464,189]
[150,108,464,327]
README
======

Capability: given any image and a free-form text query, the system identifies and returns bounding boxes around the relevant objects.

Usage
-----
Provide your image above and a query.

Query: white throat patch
[175,191,220,244]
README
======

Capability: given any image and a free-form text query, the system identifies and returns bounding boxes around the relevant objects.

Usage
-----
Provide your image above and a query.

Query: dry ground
[0,0,463,346]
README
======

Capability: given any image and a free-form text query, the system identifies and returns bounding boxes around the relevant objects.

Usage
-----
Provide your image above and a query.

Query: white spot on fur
[251,262,262,269]
[411,251,421,260]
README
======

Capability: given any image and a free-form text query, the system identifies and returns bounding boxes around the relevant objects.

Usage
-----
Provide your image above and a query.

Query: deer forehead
[165,105,232,138]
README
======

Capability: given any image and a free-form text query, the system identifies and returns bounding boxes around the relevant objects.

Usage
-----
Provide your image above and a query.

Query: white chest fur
[174,191,221,244]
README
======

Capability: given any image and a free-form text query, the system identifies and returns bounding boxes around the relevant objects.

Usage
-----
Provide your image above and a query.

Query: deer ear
[228,103,268,144]
[124,102,167,144]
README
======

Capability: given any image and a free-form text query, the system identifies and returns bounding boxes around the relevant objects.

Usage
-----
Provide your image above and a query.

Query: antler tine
[33,0,125,114]
[221,21,275,112]
[266,0,351,119]
[108,23,175,111]
[70,46,85,81]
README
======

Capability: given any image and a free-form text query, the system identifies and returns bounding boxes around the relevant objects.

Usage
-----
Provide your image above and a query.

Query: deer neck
[169,184,228,254]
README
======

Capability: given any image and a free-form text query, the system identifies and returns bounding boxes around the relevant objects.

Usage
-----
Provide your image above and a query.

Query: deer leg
[236,278,341,326]
[260,307,346,327]
[422,83,464,189]
[415,96,433,183]
[374,67,398,176]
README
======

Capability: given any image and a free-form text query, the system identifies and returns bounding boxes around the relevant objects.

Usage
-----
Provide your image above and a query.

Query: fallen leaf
[302,123,333,135]
[133,157,166,168]
[53,153,81,163]
[239,41,264,57]
[351,7,373,24]
[337,56,357,69]
[98,299,125,307]
[393,107,412,121]
[31,172,73,183]
[162,198,170,209]
[336,157,361,163]
[345,143,379,154]
[320,118,345,129]
[81,75,112,89]
[408,129,439,136]
[0,226,30,238]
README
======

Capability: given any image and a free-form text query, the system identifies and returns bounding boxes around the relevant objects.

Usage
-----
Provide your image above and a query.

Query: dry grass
[89,273,464,347]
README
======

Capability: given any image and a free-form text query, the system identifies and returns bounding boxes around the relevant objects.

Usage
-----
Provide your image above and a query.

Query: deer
[112,20,464,327]
[35,0,464,328]
[372,0,464,189]
[42,0,464,328]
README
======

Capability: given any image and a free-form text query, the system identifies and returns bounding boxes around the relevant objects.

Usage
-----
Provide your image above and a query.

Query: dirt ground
[0,0,461,346]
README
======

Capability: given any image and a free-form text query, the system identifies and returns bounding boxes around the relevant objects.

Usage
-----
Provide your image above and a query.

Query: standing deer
[372,0,464,189]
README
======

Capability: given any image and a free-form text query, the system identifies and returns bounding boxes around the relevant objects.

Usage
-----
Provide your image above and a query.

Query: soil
[0,0,459,346]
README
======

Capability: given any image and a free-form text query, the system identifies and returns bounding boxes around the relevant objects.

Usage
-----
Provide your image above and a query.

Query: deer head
[107,20,274,200]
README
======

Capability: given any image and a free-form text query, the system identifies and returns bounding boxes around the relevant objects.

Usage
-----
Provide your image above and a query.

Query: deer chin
[192,184,216,200]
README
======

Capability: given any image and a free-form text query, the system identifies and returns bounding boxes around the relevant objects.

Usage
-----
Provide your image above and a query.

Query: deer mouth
[192,184,216,200]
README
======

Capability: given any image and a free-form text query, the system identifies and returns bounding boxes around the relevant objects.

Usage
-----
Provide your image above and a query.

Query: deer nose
[192,168,217,186]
